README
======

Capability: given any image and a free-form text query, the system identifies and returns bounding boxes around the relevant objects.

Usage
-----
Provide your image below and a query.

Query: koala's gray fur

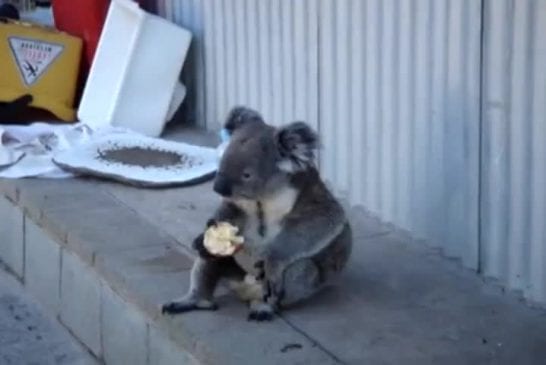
[162,106,352,321]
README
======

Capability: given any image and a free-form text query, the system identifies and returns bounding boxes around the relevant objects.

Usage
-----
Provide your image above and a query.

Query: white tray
[53,134,218,188]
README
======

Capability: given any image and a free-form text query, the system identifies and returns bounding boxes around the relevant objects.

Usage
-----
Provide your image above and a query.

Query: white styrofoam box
[78,0,192,137]
[166,80,187,122]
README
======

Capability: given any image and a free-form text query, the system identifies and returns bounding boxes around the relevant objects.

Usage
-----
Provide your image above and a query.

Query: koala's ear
[275,122,318,173]
[224,106,263,135]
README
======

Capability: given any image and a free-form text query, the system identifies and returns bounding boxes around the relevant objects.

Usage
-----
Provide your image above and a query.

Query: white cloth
[0,123,136,179]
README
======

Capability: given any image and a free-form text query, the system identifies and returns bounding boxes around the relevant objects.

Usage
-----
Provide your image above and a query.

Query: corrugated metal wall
[157,0,319,130]
[157,0,546,306]
[481,0,546,305]
[156,0,206,126]
[200,0,319,131]
[317,0,482,269]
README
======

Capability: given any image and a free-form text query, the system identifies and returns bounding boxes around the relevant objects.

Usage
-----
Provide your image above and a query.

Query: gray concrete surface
[25,219,61,315]
[0,198,24,279]
[0,266,96,365]
[0,126,545,364]
[0,180,330,364]
[102,180,546,365]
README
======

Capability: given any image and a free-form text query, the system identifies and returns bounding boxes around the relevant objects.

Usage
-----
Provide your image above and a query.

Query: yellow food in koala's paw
[203,222,244,256]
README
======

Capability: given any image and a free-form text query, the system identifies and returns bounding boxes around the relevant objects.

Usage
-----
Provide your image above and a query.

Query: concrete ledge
[25,218,61,315]
[0,197,24,278]
[60,249,102,356]
[1,130,546,364]
[0,179,337,364]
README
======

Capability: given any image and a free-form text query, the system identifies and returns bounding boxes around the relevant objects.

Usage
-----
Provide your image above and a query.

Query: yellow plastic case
[0,18,82,121]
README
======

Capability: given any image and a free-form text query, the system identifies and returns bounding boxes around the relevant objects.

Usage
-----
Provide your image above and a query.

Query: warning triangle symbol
[8,37,64,86]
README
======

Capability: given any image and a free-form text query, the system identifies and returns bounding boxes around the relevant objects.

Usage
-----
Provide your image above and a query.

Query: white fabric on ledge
[0,123,136,179]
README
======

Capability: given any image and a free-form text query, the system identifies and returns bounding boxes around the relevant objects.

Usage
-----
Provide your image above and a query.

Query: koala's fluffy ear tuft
[276,121,319,173]
[224,106,263,135]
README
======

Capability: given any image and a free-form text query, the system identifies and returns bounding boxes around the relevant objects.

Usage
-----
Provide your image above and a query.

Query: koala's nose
[213,175,232,197]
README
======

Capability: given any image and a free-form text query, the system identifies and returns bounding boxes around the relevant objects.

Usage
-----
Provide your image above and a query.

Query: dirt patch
[97,146,199,168]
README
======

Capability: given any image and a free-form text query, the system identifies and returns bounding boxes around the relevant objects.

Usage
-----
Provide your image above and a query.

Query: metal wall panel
[318,0,482,268]
[199,0,319,130]
[156,0,206,126]
[160,0,482,267]
[481,0,546,304]
[157,0,546,305]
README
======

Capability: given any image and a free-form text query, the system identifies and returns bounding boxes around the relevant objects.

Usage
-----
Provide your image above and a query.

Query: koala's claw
[247,309,274,322]
[161,300,218,315]
[248,301,275,321]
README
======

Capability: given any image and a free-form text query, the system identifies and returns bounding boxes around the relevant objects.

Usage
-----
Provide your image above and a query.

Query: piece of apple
[203,222,245,256]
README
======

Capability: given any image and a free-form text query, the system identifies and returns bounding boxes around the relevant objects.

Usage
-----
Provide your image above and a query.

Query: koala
[162,106,352,321]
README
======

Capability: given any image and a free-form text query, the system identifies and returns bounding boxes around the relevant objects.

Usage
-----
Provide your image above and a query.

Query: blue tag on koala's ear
[220,128,230,143]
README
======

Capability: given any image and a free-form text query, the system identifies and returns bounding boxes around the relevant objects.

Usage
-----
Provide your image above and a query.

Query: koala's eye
[242,171,252,180]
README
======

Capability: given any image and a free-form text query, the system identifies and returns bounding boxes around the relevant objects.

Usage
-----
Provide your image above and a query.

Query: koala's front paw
[191,218,217,256]
[192,233,219,260]
[247,301,274,322]
[162,297,218,315]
